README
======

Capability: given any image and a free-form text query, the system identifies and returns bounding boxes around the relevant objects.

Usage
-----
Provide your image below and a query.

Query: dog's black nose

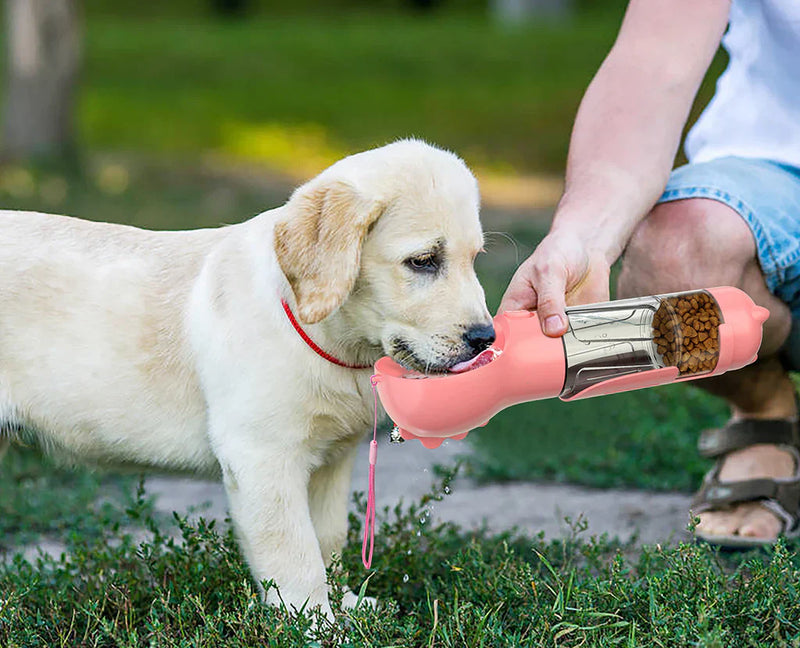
[463,323,496,354]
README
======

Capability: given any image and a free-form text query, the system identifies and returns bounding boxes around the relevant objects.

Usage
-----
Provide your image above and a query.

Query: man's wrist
[548,211,628,268]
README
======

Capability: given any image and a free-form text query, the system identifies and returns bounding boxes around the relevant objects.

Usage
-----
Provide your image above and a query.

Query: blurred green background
[0,0,731,497]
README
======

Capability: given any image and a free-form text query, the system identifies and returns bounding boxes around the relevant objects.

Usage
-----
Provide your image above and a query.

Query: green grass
[0,445,141,551]
[466,384,727,491]
[3,471,800,647]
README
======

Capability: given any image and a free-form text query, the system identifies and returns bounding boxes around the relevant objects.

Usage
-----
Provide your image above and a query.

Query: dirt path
[140,436,692,548]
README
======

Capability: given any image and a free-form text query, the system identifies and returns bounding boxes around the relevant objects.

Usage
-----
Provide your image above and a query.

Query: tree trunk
[1,0,81,162]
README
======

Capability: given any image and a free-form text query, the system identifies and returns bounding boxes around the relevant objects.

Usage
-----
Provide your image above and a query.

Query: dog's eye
[405,254,439,273]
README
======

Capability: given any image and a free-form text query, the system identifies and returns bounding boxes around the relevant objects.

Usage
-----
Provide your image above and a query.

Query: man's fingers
[535,295,568,336]
[498,290,533,314]
[498,255,570,337]
[530,267,568,337]
[498,235,612,340]
[498,269,537,314]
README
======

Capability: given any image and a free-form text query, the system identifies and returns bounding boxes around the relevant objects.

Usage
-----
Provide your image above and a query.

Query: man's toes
[696,503,784,540]
[696,509,744,536]
[737,506,783,539]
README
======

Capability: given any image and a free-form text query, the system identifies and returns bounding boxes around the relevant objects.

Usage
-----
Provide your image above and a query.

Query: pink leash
[362,375,380,568]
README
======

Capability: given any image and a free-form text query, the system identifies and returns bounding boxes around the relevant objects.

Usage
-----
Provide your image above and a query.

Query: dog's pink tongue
[449,348,499,374]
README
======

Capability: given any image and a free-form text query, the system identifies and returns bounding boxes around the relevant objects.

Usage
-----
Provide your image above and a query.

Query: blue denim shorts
[656,156,800,369]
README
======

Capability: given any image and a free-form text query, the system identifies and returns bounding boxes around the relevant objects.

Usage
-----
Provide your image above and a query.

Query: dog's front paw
[341,587,378,611]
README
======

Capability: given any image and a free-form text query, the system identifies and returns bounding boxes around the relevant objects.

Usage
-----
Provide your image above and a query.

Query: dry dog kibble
[651,291,721,376]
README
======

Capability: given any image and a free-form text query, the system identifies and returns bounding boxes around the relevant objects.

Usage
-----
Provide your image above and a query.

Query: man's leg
[617,197,796,541]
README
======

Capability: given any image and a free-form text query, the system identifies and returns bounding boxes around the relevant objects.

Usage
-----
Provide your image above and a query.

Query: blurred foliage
[467,382,726,491]
[1,3,723,176]
[0,444,142,551]
[81,0,628,18]
[75,12,618,174]
[81,0,528,18]
[0,156,289,229]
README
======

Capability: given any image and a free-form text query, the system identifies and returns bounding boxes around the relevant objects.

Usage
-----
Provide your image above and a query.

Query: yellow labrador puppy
[0,139,493,618]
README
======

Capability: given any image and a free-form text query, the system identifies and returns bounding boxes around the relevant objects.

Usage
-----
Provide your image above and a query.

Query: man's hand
[498,228,611,336]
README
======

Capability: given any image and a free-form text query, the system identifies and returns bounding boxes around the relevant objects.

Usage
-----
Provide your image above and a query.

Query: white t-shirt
[685,0,800,168]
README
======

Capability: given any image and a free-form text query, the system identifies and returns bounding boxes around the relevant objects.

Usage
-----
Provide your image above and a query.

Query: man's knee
[617,198,757,298]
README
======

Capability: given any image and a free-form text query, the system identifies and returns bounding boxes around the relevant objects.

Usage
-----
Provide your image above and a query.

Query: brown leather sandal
[691,418,800,548]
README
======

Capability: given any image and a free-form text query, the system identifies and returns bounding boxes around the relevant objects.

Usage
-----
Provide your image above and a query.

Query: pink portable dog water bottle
[372,287,769,448]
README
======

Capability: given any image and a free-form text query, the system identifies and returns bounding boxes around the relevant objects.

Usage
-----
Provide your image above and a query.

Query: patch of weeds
[3,468,800,645]
[342,472,800,647]
[0,502,320,647]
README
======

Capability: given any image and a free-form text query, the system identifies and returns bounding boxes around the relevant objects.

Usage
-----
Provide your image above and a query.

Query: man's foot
[695,442,796,541]
[690,353,799,545]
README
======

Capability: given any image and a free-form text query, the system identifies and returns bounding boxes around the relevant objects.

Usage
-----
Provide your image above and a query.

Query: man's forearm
[551,0,731,264]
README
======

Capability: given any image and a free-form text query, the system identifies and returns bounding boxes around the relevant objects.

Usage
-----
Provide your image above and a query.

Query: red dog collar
[280,299,372,370]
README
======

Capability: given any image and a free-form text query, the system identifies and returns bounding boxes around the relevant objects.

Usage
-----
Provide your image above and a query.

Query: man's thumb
[534,282,568,337]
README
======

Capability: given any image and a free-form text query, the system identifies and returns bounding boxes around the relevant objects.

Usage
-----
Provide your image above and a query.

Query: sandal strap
[697,419,800,458]
[691,475,800,521]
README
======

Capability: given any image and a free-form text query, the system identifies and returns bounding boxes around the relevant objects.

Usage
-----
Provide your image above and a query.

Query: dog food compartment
[559,290,722,400]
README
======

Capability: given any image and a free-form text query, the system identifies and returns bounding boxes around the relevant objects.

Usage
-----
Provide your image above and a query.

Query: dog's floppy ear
[274,180,385,324]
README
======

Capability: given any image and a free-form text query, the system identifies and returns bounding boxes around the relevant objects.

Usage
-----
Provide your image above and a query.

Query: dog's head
[273,139,493,373]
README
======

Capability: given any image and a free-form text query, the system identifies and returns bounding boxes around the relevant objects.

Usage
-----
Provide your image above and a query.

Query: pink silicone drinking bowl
[372,287,769,448]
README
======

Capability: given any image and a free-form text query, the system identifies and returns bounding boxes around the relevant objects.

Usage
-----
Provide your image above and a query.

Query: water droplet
[403,574,409,583]
[407,549,412,555]
[444,486,451,494]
